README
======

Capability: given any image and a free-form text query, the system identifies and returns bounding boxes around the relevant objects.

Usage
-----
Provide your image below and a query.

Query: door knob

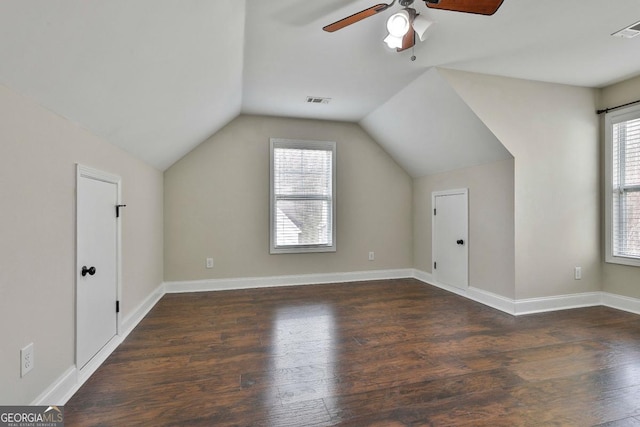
[81,266,96,277]
[456,239,464,245]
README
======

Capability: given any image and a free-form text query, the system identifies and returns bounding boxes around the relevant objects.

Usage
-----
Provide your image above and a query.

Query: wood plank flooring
[64,279,640,426]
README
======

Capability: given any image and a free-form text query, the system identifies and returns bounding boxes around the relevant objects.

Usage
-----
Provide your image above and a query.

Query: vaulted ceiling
[1,0,640,175]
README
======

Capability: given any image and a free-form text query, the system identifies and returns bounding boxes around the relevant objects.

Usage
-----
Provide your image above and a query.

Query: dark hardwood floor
[65,279,640,426]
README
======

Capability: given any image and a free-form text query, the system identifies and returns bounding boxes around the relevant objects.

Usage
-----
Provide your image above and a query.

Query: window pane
[613,190,640,258]
[275,200,331,247]
[613,118,640,188]
[274,148,332,197]
[613,122,621,189]
[624,118,640,187]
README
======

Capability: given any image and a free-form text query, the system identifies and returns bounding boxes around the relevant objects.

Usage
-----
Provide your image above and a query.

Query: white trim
[269,138,337,254]
[31,366,76,406]
[165,269,414,293]
[601,292,640,315]
[604,105,640,267]
[514,292,601,315]
[77,164,121,184]
[414,269,515,314]
[414,270,624,316]
[469,287,516,314]
[414,269,640,316]
[120,283,165,335]
[76,335,121,382]
[33,283,164,405]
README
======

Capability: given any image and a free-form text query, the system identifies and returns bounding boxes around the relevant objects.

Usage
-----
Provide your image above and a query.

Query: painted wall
[441,69,600,299]
[0,84,164,404]
[600,74,640,299]
[414,159,515,298]
[164,115,413,281]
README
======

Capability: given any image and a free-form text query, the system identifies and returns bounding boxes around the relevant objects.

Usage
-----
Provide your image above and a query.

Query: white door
[76,165,120,370]
[432,189,468,289]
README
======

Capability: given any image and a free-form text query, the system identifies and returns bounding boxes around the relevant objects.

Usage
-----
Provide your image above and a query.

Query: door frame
[75,164,123,371]
[432,188,469,288]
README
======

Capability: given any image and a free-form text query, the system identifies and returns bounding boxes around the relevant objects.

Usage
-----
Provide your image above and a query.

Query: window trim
[269,138,337,254]
[604,104,640,267]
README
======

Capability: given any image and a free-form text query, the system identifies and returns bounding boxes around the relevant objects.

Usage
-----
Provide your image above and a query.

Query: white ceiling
[1,0,640,173]
[0,0,245,170]
[361,68,511,177]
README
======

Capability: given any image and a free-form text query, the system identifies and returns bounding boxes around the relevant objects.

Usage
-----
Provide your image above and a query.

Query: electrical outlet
[21,343,34,377]
[574,266,582,280]
[368,251,375,261]
[206,258,214,269]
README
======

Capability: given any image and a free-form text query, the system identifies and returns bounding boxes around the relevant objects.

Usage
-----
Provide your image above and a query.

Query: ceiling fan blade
[397,28,415,52]
[424,0,504,16]
[323,3,391,32]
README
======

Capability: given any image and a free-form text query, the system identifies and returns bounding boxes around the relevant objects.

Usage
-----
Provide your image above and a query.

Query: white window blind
[606,106,640,265]
[270,139,336,254]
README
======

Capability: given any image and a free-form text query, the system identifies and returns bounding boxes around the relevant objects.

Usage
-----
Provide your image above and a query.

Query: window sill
[270,245,336,255]
[605,255,640,268]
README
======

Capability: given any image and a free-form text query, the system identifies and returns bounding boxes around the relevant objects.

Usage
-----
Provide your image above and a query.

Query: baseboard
[164,268,414,293]
[120,282,165,335]
[411,270,631,316]
[33,282,165,405]
[601,292,640,315]
[514,292,601,315]
[413,269,516,314]
[31,366,76,406]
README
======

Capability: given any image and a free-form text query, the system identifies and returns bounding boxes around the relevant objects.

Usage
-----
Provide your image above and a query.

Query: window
[270,138,336,254]
[605,105,640,266]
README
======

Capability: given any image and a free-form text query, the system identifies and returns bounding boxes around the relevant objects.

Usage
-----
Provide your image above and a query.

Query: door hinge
[434,262,437,269]
[116,300,120,313]
[116,204,127,218]
[433,208,436,216]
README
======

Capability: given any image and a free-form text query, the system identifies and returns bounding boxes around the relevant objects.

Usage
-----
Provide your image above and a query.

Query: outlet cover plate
[21,343,34,377]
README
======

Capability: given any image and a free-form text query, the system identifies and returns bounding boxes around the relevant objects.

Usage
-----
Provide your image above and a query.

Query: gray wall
[414,159,515,298]
[0,84,164,404]
[442,69,601,299]
[164,115,413,281]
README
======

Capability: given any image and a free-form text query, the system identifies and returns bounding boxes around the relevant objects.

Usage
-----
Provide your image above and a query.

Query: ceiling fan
[323,0,504,52]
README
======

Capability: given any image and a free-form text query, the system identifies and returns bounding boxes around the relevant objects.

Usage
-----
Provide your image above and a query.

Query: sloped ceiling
[1,0,640,172]
[0,0,245,170]
[360,68,512,177]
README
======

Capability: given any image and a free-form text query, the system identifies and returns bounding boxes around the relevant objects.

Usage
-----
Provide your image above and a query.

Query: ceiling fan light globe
[412,15,434,41]
[386,10,410,37]
[384,33,404,49]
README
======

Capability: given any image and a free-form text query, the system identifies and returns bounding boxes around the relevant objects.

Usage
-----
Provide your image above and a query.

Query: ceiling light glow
[384,34,404,49]
[386,10,410,37]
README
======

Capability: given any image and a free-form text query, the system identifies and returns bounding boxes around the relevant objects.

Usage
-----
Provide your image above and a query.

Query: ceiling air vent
[306,96,331,104]
[612,20,640,38]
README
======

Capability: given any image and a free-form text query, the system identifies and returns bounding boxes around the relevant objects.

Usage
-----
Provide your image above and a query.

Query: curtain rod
[597,99,640,115]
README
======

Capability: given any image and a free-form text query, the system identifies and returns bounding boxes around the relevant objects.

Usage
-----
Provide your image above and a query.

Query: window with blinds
[269,138,336,254]
[606,105,640,266]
